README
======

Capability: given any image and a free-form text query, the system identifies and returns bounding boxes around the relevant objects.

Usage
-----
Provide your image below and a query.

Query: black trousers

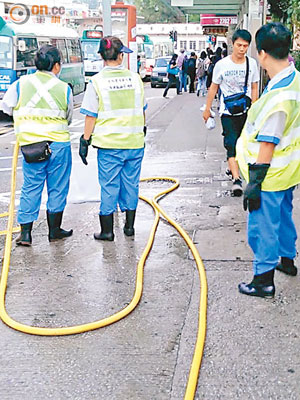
[221,113,247,158]
[188,72,196,93]
[163,75,180,96]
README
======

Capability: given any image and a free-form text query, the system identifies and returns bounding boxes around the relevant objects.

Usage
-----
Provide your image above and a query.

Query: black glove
[243,163,270,212]
[143,126,147,136]
[79,134,91,165]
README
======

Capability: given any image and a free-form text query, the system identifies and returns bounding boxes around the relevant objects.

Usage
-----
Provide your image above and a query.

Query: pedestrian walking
[236,22,300,298]
[163,54,180,98]
[1,45,73,246]
[222,42,228,58]
[196,51,207,97]
[187,52,197,93]
[137,55,141,74]
[177,49,185,93]
[79,36,146,241]
[203,29,259,196]
[180,55,189,93]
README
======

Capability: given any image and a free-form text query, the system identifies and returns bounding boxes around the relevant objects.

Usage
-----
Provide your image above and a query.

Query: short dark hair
[98,36,123,61]
[200,50,206,60]
[170,53,178,63]
[232,29,252,44]
[35,45,61,71]
[255,22,291,59]
[215,47,222,57]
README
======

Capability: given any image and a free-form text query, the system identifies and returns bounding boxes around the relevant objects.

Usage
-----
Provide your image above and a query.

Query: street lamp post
[102,0,112,36]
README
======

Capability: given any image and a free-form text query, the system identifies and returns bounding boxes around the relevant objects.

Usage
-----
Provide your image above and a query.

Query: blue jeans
[248,188,297,275]
[18,142,72,224]
[196,76,207,94]
[97,148,144,215]
[180,71,187,92]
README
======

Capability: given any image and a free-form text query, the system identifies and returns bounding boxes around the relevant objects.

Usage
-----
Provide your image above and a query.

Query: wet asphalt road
[0,84,299,400]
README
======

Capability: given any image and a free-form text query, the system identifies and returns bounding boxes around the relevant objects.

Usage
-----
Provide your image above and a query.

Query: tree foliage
[134,0,184,23]
[268,0,300,30]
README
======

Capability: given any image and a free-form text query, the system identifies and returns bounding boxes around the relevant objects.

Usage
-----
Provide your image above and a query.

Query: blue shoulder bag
[167,64,179,76]
[223,56,251,115]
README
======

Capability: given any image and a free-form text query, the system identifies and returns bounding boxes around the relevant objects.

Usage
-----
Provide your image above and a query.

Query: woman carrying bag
[163,54,180,98]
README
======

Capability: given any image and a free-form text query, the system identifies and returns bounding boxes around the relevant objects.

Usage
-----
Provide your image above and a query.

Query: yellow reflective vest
[14,71,70,146]
[236,69,300,191]
[91,67,145,149]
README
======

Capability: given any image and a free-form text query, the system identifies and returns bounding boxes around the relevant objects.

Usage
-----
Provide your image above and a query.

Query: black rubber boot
[47,211,73,242]
[16,222,33,246]
[276,257,297,276]
[124,210,136,237]
[238,269,275,298]
[94,214,114,241]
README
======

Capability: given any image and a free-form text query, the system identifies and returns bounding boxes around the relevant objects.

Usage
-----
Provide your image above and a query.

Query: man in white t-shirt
[203,29,259,196]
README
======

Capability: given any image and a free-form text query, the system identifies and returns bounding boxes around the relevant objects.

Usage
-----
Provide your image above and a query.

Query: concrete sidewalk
[143,91,300,399]
[0,90,299,400]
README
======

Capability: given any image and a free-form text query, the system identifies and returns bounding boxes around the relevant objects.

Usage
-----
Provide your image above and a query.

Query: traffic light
[169,30,177,42]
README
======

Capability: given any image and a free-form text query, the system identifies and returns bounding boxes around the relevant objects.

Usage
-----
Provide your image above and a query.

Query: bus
[137,34,154,79]
[0,16,85,103]
[81,30,104,86]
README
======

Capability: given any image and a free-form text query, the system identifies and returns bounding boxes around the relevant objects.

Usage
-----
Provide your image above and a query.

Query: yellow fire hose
[0,142,207,400]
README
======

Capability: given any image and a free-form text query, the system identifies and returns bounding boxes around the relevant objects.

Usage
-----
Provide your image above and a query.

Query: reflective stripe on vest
[236,71,300,191]
[14,71,69,146]
[91,68,144,149]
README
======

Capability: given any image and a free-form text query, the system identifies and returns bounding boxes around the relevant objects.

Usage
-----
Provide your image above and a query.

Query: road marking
[0,127,14,135]
[0,155,22,160]
[0,167,21,172]
[145,96,167,101]
[0,190,21,206]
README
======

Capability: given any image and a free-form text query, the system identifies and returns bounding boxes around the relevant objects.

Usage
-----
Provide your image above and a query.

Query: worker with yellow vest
[236,23,300,298]
[79,36,146,241]
[1,45,73,246]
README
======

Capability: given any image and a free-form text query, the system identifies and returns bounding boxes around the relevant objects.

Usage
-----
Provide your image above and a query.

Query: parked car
[150,56,172,88]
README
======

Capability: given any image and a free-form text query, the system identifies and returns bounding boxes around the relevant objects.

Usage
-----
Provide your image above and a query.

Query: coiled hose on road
[0,142,207,400]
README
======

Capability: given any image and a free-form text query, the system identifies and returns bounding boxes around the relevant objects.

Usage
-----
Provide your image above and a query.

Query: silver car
[150,56,172,88]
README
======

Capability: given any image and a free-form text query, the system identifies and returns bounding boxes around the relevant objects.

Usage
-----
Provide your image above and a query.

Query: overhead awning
[171,0,244,15]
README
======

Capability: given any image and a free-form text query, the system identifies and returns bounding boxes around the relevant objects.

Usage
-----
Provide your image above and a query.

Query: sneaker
[225,168,233,179]
[232,178,243,197]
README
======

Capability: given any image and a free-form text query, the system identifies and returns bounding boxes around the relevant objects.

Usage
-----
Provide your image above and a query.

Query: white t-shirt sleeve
[1,81,19,116]
[212,61,222,85]
[257,111,287,145]
[80,81,99,118]
[250,58,260,83]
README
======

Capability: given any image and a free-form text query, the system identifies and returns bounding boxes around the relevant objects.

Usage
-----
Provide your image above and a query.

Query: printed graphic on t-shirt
[223,69,249,92]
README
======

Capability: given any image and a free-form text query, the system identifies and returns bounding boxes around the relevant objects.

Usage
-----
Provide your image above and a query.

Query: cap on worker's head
[98,36,133,61]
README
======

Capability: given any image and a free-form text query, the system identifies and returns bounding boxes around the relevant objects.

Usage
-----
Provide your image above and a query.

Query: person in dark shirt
[187,52,197,93]
[163,53,180,98]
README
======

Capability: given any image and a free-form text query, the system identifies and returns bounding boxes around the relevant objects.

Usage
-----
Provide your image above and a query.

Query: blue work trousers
[18,142,72,224]
[97,148,144,215]
[248,188,297,276]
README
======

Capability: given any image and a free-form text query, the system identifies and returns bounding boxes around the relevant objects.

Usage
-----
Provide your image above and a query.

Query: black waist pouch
[21,141,52,163]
